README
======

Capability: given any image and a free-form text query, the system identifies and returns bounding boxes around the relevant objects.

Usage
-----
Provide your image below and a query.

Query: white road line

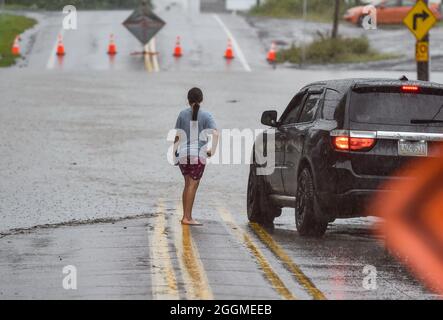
[213,14,252,72]
[46,29,65,70]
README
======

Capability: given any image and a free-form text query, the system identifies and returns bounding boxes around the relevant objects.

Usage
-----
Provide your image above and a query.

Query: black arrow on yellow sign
[413,10,430,30]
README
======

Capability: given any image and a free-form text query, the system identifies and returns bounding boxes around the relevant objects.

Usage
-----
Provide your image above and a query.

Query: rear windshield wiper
[413,105,443,124]
[411,119,443,124]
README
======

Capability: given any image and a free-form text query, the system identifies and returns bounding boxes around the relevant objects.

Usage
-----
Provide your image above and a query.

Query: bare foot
[181,219,203,226]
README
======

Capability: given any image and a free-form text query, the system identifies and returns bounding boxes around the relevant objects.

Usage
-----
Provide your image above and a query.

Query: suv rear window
[350,91,443,126]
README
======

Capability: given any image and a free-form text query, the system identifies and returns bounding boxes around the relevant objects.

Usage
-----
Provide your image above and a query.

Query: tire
[247,165,281,227]
[295,168,328,237]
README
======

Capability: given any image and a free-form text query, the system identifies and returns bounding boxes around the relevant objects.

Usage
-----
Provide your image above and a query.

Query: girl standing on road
[173,88,219,226]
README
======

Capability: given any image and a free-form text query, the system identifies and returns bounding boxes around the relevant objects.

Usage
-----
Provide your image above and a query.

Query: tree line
[7,0,151,10]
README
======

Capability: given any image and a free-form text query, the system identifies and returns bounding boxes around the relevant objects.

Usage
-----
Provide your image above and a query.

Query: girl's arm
[173,135,180,158]
[207,129,219,158]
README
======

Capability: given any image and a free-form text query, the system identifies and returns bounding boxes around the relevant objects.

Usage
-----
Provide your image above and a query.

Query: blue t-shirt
[175,108,217,159]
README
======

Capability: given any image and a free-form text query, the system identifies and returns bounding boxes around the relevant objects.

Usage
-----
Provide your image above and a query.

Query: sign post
[403,0,437,81]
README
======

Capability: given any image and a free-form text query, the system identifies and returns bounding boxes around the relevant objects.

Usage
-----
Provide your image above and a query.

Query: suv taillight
[331,130,377,152]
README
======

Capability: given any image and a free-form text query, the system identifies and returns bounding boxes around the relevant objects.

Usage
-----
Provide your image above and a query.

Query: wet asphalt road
[16,1,267,72]
[1,1,443,300]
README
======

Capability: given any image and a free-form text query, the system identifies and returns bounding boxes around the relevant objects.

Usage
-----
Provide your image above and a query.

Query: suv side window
[280,92,306,125]
[322,89,342,120]
[298,93,322,123]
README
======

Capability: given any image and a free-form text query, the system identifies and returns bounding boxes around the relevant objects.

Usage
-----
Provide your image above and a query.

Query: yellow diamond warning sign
[404,0,437,41]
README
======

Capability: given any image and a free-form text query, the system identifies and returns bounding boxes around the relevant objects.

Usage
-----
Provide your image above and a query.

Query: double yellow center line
[172,203,213,300]
[150,200,212,300]
[249,223,327,300]
[150,201,179,299]
[150,200,326,300]
[218,207,296,300]
[144,38,160,73]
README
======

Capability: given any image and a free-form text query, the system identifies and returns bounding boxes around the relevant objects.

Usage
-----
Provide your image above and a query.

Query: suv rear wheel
[247,165,281,227]
[295,168,328,237]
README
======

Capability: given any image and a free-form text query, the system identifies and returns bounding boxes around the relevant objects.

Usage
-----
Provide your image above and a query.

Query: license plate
[398,140,428,157]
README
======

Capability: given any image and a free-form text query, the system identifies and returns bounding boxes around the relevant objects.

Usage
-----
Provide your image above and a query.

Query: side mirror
[261,110,278,127]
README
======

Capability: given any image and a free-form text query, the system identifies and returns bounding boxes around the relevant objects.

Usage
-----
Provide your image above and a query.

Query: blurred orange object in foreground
[372,148,443,296]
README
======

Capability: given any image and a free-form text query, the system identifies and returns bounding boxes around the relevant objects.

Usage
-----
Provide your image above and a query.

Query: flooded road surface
[1,1,442,300]
[1,69,441,299]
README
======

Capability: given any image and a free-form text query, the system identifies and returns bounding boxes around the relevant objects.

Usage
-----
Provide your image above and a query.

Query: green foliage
[0,14,37,67]
[276,44,301,64]
[277,36,397,64]
[4,0,150,10]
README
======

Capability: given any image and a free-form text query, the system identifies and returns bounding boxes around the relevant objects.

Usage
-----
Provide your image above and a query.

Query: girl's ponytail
[188,87,203,121]
[192,102,200,121]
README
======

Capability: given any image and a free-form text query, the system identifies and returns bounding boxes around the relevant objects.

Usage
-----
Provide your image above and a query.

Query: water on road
[0,0,441,300]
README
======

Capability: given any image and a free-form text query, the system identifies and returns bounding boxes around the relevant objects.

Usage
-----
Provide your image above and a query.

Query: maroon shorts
[178,157,206,181]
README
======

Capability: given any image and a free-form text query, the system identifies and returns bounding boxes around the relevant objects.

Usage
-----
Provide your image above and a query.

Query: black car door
[282,89,324,195]
[267,91,307,195]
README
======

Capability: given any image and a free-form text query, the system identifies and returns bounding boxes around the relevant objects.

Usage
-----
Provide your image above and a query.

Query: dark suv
[247,78,443,237]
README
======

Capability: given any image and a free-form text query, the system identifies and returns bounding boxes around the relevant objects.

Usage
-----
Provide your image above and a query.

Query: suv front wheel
[247,165,281,227]
[295,168,328,237]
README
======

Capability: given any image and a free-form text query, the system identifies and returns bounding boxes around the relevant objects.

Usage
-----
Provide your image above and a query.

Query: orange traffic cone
[11,36,21,56]
[56,34,65,56]
[267,42,277,63]
[224,39,234,60]
[173,36,183,57]
[107,34,117,55]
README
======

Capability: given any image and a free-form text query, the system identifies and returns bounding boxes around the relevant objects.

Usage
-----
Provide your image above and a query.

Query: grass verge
[250,0,351,23]
[277,36,399,65]
[0,14,37,67]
